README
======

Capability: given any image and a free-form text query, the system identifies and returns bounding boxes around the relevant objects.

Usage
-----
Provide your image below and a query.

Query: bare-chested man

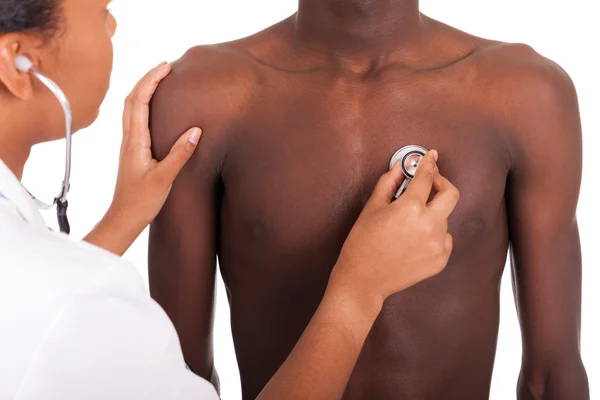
[148,1,589,398]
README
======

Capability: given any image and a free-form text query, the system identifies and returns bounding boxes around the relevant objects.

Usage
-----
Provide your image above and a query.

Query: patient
[149,0,589,399]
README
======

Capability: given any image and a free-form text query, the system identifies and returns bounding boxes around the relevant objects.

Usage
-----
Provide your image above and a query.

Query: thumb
[155,127,202,183]
[365,161,405,210]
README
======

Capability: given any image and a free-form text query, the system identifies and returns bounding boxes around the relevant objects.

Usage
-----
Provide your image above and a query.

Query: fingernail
[188,128,202,145]
[394,161,402,170]
[160,63,171,71]
[156,61,167,68]
[430,149,439,162]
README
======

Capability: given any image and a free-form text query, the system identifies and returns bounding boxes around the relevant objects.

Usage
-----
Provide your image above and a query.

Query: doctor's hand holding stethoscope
[0,1,459,399]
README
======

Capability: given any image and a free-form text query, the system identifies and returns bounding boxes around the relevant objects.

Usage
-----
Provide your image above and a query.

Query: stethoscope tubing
[21,66,73,234]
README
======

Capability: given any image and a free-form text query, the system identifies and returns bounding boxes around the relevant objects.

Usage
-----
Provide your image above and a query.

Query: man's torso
[158,16,547,399]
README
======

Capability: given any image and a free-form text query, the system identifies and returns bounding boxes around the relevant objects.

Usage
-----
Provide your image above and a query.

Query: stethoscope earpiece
[389,145,429,199]
[14,55,34,73]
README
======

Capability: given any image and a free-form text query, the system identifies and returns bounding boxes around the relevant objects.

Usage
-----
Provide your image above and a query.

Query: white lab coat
[0,158,219,400]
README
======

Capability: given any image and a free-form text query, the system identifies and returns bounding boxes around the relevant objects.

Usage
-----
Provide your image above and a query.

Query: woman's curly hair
[0,0,62,35]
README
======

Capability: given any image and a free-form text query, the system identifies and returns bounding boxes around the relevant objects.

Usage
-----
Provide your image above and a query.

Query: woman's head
[0,0,117,142]
[0,0,63,35]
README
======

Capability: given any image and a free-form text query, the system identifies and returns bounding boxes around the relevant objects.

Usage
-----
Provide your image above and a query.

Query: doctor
[0,0,459,399]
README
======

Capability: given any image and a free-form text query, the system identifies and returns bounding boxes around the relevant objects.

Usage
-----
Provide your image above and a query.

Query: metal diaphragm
[389,145,429,178]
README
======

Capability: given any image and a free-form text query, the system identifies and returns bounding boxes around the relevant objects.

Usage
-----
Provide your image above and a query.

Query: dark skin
[149,1,589,398]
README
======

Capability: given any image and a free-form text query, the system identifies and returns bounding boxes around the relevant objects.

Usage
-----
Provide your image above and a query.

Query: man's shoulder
[169,43,263,93]
[470,42,576,107]
[149,42,267,161]
[461,41,580,167]
[425,18,570,89]
[464,42,577,132]
[151,18,291,124]
[154,39,271,113]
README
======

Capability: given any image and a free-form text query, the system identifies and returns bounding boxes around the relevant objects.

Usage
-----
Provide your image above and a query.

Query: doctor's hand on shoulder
[83,63,201,256]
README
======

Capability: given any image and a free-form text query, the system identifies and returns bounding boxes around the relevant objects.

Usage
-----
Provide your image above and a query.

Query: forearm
[257,271,383,400]
[83,206,148,256]
[518,360,589,400]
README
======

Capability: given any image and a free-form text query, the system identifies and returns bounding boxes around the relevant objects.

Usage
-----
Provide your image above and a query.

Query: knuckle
[174,151,190,163]
[425,261,443,278]
[174,149,193,165]
[141,74,154,86]
[434,257,448,275]
[378,172,392,186]
[420,214,437,231]
[421,220,435,234]
[180,143,194,156]
[426,238,443,255]
[421,167,434,179]
[446,234,454,249]
[434,253,449,272]
[130,92,141,105]
[428,156,437,168]
[403,196,422,213]
[443,249,451,264]
[407,202,422,215]
[449,186,460,201]
[422,157,436,171]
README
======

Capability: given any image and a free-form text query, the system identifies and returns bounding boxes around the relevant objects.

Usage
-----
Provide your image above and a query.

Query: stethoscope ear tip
[15,55,34,73]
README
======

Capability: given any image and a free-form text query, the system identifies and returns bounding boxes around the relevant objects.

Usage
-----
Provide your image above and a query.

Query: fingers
[427,169,460,218]
[403,150,437,203]
[155,127,202,184]
[366,162,406,209]
[124,62,172,148]
[123,61,166,131]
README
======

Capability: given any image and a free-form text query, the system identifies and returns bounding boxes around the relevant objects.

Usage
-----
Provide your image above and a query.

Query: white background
[22,1,598,398]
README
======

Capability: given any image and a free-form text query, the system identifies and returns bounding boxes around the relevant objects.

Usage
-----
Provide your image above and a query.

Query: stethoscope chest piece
[389,145,429,198]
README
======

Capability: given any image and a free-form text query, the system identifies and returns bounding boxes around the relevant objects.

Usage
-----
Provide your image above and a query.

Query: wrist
[101,204,148,241]
[325,264,384,323]
[105,201,151,233]
[84,206,147,256]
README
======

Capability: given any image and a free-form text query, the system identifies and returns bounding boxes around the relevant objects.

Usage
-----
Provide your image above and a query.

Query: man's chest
[219,81,511,257]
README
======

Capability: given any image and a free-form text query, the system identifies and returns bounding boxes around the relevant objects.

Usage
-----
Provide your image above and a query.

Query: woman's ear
[0,35,36,100]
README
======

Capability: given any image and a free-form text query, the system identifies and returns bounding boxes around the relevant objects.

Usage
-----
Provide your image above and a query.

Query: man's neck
[294,0,422,69]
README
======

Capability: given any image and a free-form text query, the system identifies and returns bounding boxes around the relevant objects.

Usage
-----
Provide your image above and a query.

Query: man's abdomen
[343,274,504,400]
[220,215,509,399]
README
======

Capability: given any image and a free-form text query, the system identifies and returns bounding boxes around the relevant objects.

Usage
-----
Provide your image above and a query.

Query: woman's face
[41,0,117,133]
[0,0,118,141]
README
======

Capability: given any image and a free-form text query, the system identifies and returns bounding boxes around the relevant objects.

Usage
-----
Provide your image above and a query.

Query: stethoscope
[15,55,72,234]
[389,145,428,199]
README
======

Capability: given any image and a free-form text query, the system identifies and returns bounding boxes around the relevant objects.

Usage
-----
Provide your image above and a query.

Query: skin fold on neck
[293,0,423,69]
